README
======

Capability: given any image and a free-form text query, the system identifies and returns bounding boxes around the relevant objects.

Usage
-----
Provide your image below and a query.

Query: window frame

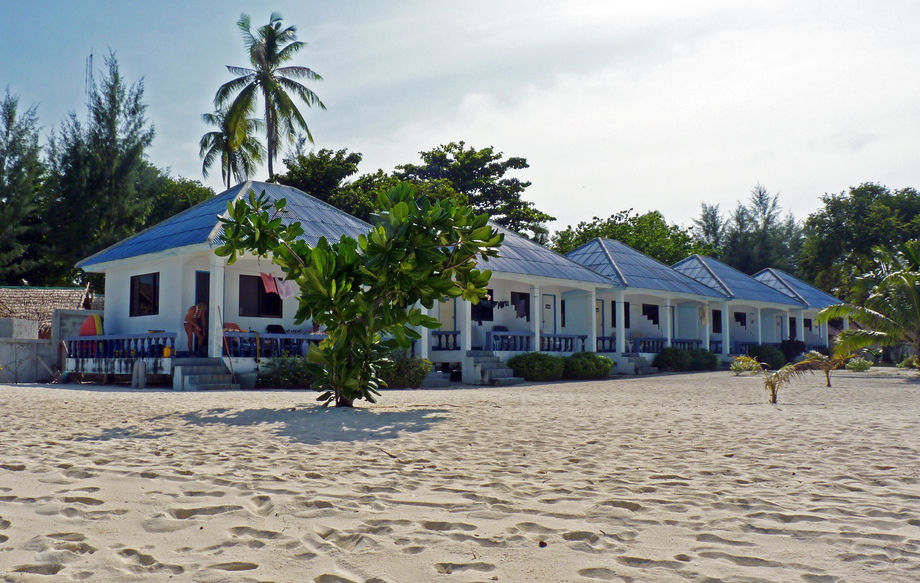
[238,274,283,318]
[129,272,160,317]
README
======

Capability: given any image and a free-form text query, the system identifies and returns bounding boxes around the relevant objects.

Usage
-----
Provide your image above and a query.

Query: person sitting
[183,303,207,356]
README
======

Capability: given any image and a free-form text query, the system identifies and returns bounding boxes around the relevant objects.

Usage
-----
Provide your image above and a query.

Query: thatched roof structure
[0,286,104,333]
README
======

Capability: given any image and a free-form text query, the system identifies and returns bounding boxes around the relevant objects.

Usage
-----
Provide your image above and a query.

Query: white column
[587,289,597,352]
[416,303,430,360]
[756,307,763,345]
[664,297,672,347]
[458,299,472,352]
[207,255,226,358]
[823,320,829,347]
[842,317,849,331]
[797,310,806,344]
[721,301,730,356]
[701,303,710,350]
[615,290,626,354]
[531,285,541,352]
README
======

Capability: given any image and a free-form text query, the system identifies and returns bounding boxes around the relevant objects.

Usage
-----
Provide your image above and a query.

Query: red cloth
[260,272,278,295]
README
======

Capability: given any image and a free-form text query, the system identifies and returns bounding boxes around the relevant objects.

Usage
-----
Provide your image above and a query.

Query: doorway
[541,294,556,334]
[596,300,604,336]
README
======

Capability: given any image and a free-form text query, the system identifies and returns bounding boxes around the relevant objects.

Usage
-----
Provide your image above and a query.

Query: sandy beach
[1,371,919,582]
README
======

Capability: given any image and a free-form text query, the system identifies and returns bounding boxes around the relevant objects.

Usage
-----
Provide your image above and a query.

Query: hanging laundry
[275,278,296,299]
[260,272,278,295]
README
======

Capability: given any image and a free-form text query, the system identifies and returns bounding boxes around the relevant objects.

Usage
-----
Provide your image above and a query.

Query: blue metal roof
[753,268,841,308]
[79,181,373,268]
[672,255,805,306]
[566,239,726,297]
[484,225,611,284]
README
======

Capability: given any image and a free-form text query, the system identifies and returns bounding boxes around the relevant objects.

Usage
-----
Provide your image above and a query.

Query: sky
[3,1,919,232]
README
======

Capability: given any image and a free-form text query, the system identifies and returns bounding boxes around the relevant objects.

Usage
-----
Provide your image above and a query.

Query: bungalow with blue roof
[753,268,841,347]
[67,181,611,386]
[672,255,828,355]
[566,239,727,372]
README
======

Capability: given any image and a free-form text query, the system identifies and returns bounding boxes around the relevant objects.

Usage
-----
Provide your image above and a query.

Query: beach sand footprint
[433,561,497,575]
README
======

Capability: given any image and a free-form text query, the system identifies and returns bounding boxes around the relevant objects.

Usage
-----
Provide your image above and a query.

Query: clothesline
[260,272,296,300]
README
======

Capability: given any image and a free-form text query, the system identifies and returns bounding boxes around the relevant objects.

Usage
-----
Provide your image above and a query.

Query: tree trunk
[825,370,831,387]
[335,394,353,408]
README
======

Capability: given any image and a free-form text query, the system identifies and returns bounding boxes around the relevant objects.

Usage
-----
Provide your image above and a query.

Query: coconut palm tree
[819,240,920,357]
[215,12,325,180]
[199,108,265,189]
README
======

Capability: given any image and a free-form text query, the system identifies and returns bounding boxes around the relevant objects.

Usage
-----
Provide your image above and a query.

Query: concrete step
[491,376,525,386]
[485,367,515,379]
[178,365,227,375]
[476,360,506,370]
[188,382,241,391]
[466,350,495,357]
[636,366,659,375]
[421,371,453,388]
[186,374,235,386]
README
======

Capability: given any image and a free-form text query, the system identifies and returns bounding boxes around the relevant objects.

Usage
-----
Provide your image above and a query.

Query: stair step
[187,374,234,385]
[421,378,453,388]
[491,376,525,386]
[636,366,659,375]
[486,368,515,378]
[188,383,240,391]
[477,360,506,370]
[466,350,495,357]
[174,357,223,366]
[179,365,227,375]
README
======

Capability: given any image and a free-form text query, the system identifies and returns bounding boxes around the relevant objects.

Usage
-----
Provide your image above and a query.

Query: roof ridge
[598,239,629,286]
[206,179,252,243]
[603,239,729,297]
[763,268,808,304]
[692,255,734,298]
[490,224,612,285]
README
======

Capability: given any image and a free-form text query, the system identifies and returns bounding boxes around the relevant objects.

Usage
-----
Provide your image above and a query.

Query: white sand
[1,370,919,582]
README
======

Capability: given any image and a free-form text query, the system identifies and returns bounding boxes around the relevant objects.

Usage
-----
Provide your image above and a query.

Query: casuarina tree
[215,182,503,407]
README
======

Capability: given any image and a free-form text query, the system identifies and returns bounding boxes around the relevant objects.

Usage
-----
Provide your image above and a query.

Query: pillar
[797,310,806,344]
[721,301,730,357]
[416,303,430,359]
[701,303,710,350]
[207,255,226,358]
[615,290,626,354]
[587,289,597,352]
[756,307,762,345]
[842,317,849,331]
[664,297,672,347]
[530,284,541,352]
[458,299,472,352]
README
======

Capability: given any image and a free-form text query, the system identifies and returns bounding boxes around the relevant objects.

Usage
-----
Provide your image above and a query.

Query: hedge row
[506,352,614,382]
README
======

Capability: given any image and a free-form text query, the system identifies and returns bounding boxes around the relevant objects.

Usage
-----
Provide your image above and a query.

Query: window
[804,318,812,331]
[560,300,566,328]
[510,291,530,322]
[641,303,660,326]
[734,312,747,327]
[239,275,282,318]
[712,309,722,334]
[789,317,797,339]
[471,288,494,323]
[129,273,159,317]
[611,301,630,328]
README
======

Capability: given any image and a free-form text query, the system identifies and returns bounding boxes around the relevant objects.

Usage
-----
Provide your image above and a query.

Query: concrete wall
[0,318,39,339]
[0,339,54,383]
[52,309,104,370]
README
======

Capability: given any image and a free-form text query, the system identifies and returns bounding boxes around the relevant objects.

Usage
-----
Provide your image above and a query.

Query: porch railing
[632,337,666,353]
[431,330,460,351]
[64,333,177,359]
[486,331,533,352]
[223,331,326,358]
[596,336,616,352]
[672,338,702,351]
[541,333,587,352]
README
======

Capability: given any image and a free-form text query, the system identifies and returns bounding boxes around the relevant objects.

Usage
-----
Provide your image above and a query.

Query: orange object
[163,346,172,358]
[78,314,103,336]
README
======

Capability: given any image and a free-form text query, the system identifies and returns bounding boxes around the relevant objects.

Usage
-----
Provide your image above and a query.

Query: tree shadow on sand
[179,406,450,444]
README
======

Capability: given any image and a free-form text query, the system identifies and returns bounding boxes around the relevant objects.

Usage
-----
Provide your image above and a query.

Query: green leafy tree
[215,183,503,407]
[200,107,264,188]
[396,141,553,239]
[140,167,216,227]
[216,12,325,179]
[799,183,920,301]
[0,90,45,284]
[275,148,467,221]
[551,209,711,264]
[819,240,920,358]
[717,184,801,275]
[44,52,155,284]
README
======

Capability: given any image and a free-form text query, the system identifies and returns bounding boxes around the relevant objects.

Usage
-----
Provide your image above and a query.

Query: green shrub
[730,355,764,376]
[746,344,786,370]
[688,348,720,371]
[507,352,565,381]
[779,340,807,363]
[897,355,917,369]
[845,357,872,372]
[257,355,316,389]
[563,352,613,379]
[653,347,692,372]
[379,351,432,389]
